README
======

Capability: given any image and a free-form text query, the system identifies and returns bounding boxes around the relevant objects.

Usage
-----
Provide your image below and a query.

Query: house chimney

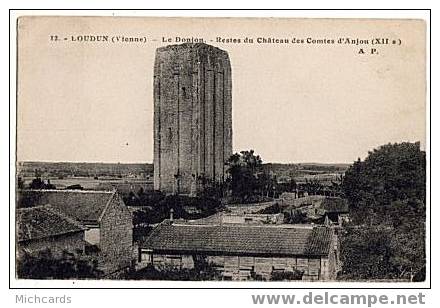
[170,208,174,224]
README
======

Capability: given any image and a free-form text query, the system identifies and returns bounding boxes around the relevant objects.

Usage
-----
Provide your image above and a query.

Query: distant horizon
[16,139,424,166]
[17,159,352,165]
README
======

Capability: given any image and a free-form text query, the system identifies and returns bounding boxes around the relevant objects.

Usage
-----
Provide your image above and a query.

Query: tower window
[168,127,173,142]
[182,86,189,99]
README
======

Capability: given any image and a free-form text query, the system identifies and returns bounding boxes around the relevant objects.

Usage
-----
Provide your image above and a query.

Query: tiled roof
[17,190,116,223]
[143,223,332,257]
[17,205,86,242]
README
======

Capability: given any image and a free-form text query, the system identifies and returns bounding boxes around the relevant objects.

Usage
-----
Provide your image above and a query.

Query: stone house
[221,213,284,225]
[280,195,349,225]
[188,212,284,225]
[16,205,86,259]
[320,198,349,225]
[17,189,134,277]
[140,222,338,281]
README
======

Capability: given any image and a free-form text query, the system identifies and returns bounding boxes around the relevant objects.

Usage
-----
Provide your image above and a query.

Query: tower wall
[153,43,232,195]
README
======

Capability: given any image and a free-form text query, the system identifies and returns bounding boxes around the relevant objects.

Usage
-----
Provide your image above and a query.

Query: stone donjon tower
[153,43,232,195]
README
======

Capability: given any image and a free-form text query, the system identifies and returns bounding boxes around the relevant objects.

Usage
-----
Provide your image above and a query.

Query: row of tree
[225,150,342,203]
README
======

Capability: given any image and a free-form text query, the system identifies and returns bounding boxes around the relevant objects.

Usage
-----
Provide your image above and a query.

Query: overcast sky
[17,17,426,164]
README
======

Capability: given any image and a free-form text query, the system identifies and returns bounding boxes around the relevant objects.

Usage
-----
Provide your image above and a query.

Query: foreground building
[140,222,338,281]
[153,43,233,195]
[17,190,134,277]
[17,205,86,258]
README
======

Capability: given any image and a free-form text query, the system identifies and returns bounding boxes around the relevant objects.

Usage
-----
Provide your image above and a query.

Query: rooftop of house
[17,205,86,242]
[179,212,284,225]
[280,195,349,213]
[17,189,117,223]
[142,222,332,257]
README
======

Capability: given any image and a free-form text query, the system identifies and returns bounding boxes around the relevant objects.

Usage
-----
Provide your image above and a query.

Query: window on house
[141,253,151,262]
[84,244,100,255]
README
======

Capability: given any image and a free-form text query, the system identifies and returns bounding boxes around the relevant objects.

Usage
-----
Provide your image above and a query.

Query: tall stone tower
[153,43,232,195]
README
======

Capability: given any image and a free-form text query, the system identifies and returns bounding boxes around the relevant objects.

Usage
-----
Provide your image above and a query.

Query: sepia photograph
[12,15,428,285]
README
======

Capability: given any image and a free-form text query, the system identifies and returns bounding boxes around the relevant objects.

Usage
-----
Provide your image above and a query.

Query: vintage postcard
[13,16,427,286]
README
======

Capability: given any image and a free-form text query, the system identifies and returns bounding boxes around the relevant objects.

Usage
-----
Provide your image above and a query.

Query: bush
[125,262,221,281]
[257,202,281,214]
[17,249,102,279]
[270,270,304,281]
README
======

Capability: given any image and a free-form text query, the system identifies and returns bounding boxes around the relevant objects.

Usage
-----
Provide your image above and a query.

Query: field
[17,161,153,179]
[16,161,349,192]
[17,161,153,192]
[262,162,349,177]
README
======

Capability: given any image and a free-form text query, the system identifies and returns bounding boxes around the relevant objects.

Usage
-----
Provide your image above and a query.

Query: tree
[303,179,323,196]
[340,142,426,281]
[29,177,46,189]
[17,177,24,189]
[45,179,56,189]
[28,177,57,190]
[339,227,395,280]
[225,150,263,203]
[343,142,425,212]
